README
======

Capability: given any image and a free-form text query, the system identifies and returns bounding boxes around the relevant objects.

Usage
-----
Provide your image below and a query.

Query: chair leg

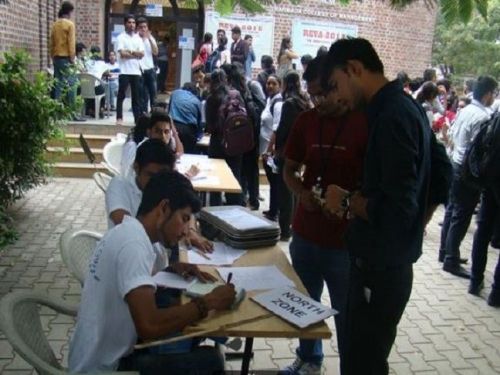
[94,98,99,120]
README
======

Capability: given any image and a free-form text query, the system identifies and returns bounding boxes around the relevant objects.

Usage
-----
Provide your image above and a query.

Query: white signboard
[145,4,163,17]
[291,19,358,59]
[205,11,275,68]
[179,36,195,50]
[252,287,337,328]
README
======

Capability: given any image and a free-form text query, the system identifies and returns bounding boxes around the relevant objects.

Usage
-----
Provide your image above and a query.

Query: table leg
[240,337,254,375]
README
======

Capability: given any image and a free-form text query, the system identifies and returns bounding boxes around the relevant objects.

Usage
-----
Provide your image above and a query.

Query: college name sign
[252,287,337,328]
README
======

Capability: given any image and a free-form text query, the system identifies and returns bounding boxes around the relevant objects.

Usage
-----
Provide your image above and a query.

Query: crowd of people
[50,3,500,375]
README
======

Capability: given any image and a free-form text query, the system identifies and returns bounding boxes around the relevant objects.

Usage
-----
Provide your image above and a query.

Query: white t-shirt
[140,36,157,71]
[105,175,169,273]
[116,32,144,75]
[68,216,156,372]
[259,94,283,154]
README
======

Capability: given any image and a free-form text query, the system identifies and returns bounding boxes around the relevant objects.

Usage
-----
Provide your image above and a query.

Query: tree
[432,0,500,79]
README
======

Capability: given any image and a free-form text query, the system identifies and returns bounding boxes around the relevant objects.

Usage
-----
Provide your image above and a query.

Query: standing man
[116,15,144,125]
[322,38,450,374]
[440,76,498,277]
[50,1,83,120]
[230,26,248,66]
[244,35,255,79]
[137,17,158,112]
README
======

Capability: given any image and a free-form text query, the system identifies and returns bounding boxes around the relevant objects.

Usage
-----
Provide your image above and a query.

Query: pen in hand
[226,272,233,284]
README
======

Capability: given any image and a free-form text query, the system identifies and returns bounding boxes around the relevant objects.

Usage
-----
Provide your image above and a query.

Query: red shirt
[285,109,368,249]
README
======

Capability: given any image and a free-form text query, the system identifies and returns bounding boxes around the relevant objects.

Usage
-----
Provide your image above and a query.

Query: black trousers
[241,146,260,208]
[263,160,279,216]
[175,121,198,154]
[277,167,294,237]
[343,260,413,375]
[142,68,157,112]
[157,60,169,92]
[117,74,142,123]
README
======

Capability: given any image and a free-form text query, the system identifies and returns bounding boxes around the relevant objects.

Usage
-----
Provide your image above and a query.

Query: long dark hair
[277,37,291,63]
[220,63,249,98]
[209,69,228,96]
[282,71,309,109]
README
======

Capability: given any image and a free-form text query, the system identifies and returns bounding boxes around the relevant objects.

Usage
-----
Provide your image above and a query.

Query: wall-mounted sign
[145,4,163,17]
[179,36,195,50]
[291,18,358,58]
[205,11,275,68]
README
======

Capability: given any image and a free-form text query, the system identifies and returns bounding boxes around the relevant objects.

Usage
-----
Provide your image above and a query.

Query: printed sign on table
[205,11,275,68]
[252,287,337,328]
[291,18,358,61]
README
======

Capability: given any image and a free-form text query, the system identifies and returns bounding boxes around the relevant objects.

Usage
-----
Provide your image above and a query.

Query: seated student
[121,110,184,178]
[169,83,203,154]
[107,139,213,254]
[69,170,236,374]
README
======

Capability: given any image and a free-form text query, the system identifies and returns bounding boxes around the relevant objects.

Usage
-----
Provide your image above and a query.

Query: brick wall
[0,0,436,78]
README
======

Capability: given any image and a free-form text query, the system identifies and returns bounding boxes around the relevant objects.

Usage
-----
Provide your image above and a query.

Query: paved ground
[0,178,499,374]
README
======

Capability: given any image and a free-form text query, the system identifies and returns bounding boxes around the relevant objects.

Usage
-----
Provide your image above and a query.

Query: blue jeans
[106,79,118,109]
[53,57,76,106]
[142,68,157,113]
[289,233,350,366]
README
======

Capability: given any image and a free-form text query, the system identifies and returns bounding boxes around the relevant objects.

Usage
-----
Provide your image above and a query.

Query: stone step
[52,162,109,178]
[46,147,103,164]
[65,122,132,136]
[49,133,113,149]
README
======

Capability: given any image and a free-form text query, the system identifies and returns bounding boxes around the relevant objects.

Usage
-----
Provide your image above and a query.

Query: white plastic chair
[0,290,137,375]
[78,73,105,120]
[93,172,112,193]
[59,229,102,285]
[102,139,125,176]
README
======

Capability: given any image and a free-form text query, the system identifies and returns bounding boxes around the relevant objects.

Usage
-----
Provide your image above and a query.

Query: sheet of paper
[152,271,196,290]
[216,266,295,291]
[187,242,247,266]
[252,287,337,328]
[210,208,273,230]
[191,175,220,186]
[177,154,212,172]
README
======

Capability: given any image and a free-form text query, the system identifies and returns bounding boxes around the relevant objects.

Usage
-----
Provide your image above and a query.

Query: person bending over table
[106,139,213,258]
[69,171,236,374]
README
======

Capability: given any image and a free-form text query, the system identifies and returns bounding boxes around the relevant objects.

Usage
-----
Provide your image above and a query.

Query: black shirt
[346,80,436,267]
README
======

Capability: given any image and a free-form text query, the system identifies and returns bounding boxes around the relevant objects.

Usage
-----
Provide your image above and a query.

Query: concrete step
[46,147,103,164]
[52,162,109,178]
[65,122,132,136]
[49,133,113,149]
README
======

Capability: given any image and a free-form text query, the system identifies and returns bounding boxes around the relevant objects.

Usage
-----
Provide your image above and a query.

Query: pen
[194,248,211,260]
[226,272,233,284]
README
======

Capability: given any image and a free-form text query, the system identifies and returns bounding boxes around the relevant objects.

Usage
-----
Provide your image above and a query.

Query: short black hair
[136,16,148,26]
[261,55,273,69]
[321,38,384,90]
[59,1,74,17]
[124,14,135,24]
[416,82,439,103]
[231,26,241,34]
[423,68,436,82]
[244,34,252,41]
[316,46,328,57]
[149,110,171,129]
[90,45,101,55]
[137,170,201,216]
[303,55,326,83]
[192,64,205,74]
[182,82,198,96]
[464,79,476,93]
[300,54,313,66]
[473,76,498,101]
[134,139,176,171]
[76,42,87,54]
[397,71,410,86]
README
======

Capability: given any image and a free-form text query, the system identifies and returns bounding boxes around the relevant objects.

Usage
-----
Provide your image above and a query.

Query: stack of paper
[210,208,273,230]
[216,266,295,291]
[187,242,247,266]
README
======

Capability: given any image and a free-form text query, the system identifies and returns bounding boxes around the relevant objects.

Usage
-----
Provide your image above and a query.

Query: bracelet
[192,297,209,319]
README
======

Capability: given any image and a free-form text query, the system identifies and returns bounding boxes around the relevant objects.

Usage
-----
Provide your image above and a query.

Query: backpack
[461,112,500,188]
[205,50,221,73]
[218,90,254,156]
[269,96,283,117]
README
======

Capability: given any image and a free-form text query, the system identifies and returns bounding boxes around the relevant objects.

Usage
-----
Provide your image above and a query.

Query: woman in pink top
[199,32,213,64]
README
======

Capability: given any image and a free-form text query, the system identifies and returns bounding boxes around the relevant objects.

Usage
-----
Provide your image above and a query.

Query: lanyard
[316,117,348,188]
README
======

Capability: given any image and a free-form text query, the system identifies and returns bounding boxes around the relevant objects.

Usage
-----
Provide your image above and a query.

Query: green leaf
[214,0,236,14]
[458,0,473,22]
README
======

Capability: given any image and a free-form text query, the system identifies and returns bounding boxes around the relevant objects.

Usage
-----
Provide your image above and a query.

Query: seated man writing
[106,139,213,254]
[69,170,236,374]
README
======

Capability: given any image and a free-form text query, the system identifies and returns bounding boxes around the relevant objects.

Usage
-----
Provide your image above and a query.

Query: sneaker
[279,357,304,375]
[487,288,500,307]
[298,362,322,375]
[468,280,484,296]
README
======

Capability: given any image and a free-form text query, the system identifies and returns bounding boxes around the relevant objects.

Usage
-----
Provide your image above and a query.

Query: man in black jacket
[322,38,451,375]
[230,26,248,66]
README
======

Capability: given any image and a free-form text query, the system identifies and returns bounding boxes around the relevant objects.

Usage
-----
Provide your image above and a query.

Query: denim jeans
[141,68,157,112]
[118,346,224,375]
[106,79,118,109]
[289,233,350,366]
[444,162,481,264]
[471,189,500,285]
[53,57,76,106]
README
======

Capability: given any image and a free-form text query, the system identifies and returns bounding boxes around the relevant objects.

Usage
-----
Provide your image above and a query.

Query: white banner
[205,11,275,69]
[291,18,358,60]
[252,287,337,328]
[145,4,163,17]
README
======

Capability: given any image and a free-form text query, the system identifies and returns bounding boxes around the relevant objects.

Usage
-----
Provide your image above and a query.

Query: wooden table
[180,245,332,374]
[177,154,241,194]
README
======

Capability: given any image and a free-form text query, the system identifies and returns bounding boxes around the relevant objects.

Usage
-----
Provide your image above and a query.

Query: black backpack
[205,50,221,74]
[461,112,500,188]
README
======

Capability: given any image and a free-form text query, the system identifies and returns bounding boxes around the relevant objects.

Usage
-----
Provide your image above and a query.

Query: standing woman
[199,32,213,65]
[276,37,298,79]
[260,74,283,221]
[275,71,311,240]
[205,69,244,206]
